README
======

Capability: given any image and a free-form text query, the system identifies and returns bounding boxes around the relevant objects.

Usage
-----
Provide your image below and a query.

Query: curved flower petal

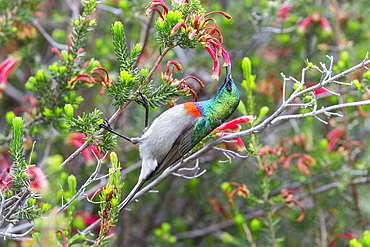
[171,23,187,35]
[216,116,254,132]
[146,7,165,20]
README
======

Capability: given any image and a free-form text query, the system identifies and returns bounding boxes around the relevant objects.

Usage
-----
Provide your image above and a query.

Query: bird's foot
[135,91,149,108]
[99,118,112,131]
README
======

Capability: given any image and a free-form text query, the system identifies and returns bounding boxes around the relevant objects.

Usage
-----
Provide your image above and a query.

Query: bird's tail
[118,178,147,211]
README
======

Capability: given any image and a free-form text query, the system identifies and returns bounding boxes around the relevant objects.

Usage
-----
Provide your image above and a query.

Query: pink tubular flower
[319,18,332,34]
[146,0,168,20]
[214,116,254,152]
[67,133,104,164]
[0,56,20,98]
[216,116,254,132]
[297,17,313,34]
[278,6,290,20]
[27,166,48,193]
[327,128,343,153]
[171,23,187,35]
[216,132,245,152]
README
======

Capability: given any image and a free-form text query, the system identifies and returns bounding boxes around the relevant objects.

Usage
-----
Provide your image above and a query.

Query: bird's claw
[135,91,148,106]
[99,118,112,131]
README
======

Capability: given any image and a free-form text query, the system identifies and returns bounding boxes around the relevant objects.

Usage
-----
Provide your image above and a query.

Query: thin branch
[31,20,68,50]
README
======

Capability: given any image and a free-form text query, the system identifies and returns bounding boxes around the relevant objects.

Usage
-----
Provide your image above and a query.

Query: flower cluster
[283,153,315,176]
[297,12,332,35]
[214,116,254,152]
[280,189,305,222]
[162,60,205,103]
[258,146,286,177]
[0,56,20,98]
[224,182,250,208]
[146,0,232,80]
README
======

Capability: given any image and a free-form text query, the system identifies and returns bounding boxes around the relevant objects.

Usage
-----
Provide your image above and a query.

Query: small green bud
[133,43,142,54]
[110,152,118,169]
[12,117,23,129]
[90,20,96,26]
[250,218,261,234]
[25,81,34,90]
[6,111,15,126]
[64,104,74,119]
[75,96,84,104]
[59,66,67,75]
[234,214,244,226]
[36,70,46,83]
[319,139,328,150]
[162,222,171,233]
[112,21,124,35]
[118,0,129,11]
[168,236,177,244]
[154,228,162,237]
[293,83,300,90]
[364,71,370,80]
[74,20,80,25]
[340,50,349,62]
[237,100,247,116]
[28,198,36,206]
[242,57,252,83]
[68,175,77,195]
[55,107,63,117]
[41,203,51,213]
[43,108,54,118]
[337,60,345,69]
[61,50,68,62]
[220,182,230,193]
[255,106,269,124]
[349,239,361,247]
[48,63,59,73]
[352,79,361,88]
[249,143,255,152]
[259,106,269,118]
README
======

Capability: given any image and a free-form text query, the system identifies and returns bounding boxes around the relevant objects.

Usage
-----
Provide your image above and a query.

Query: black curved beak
[225,66,232,81]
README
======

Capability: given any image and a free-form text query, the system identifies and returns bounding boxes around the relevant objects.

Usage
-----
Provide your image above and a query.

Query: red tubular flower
[278,6,290,20]
[217,133,245,152]
[208,40,231,67]
[224,182,249,208]
[204,11,232,21]
[327,128,343,153]
[319,17,332,34]
[27,166,48,193]
[283,153,315,175]
[148,0,168,14]
[281,189,305,222]
[0,168,10,187]
[171,23,187,35]
[146,7,165,20]
[173,0,188,4]
[216,116,254,132]
[67,133,104,164]
[297,17,313,34]
[0,56,20,97]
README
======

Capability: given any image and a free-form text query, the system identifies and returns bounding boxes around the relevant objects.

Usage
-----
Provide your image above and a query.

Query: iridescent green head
[213,66,240,118]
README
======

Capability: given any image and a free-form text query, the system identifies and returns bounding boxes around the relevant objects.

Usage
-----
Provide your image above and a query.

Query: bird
[99,65,240,210]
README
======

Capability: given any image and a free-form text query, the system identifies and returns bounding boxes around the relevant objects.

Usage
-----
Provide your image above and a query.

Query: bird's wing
[149,116,212,178]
